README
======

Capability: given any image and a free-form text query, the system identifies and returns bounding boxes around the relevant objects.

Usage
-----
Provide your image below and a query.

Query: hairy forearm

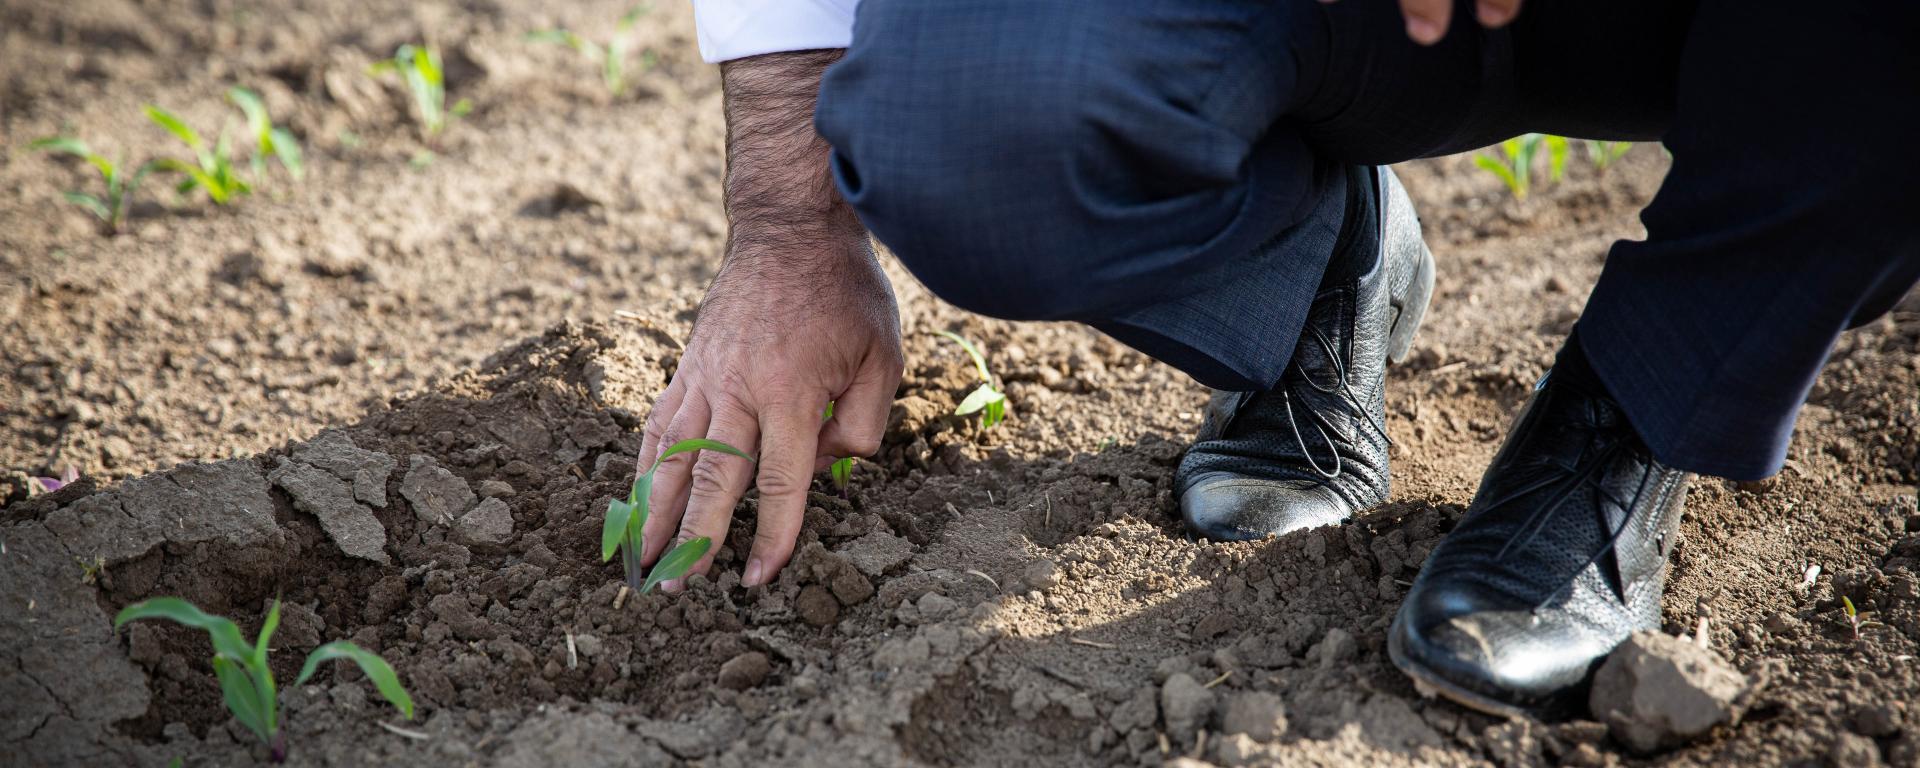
[720,50,866,255]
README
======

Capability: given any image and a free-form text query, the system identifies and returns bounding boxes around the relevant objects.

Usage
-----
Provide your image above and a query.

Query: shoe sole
[1380,168,1435,365]
[1386,616,1541,721]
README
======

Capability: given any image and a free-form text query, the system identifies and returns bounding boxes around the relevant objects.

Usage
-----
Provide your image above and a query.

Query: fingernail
[743,557,766,587]
[1476,2,1511,26]
[1406,15,1442,44]
[661,578,683,593]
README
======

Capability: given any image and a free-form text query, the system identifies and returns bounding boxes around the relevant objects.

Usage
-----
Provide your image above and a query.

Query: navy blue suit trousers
[814,0,1920,480]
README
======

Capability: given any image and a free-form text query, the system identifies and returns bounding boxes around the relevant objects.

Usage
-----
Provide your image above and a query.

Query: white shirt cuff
[691,0,860,63]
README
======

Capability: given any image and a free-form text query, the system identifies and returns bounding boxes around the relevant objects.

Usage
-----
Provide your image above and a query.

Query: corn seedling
[1840,596,1885,642]
[821,400,855,495]
[28,137,158,234]
[114,597,413,762]
[937,331,1008,429]
[369,44,471,139]
[1472,134,1569,200]
[603,438,753,592]
[830,458,854,494]
[527,5,653,97]
[227,87,305,182]
[1584,140,1631,172]
[146,105,251,205]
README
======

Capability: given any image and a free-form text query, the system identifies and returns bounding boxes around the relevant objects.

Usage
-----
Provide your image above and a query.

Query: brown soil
[3,1,1918,766]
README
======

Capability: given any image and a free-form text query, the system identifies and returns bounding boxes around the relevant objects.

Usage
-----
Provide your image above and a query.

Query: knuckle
[687,458,733,498]
[844,433,883,458]
[754,464,808,498]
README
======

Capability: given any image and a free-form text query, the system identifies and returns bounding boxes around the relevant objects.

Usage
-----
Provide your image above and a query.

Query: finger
[743,399,825,587]
[817,357,901,460]
[641,393,711,565]
[637,378,687,472]
[1399,0,1452,44]
[1475,0,1521,27]
[661,399,760,591]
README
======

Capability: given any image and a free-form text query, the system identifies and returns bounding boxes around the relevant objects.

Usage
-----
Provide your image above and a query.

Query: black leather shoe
[1177,165,1435,540]
[1388,335,1692,719]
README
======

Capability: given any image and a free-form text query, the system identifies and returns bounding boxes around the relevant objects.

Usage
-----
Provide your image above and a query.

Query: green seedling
[1584,140,1631,172]
[1473,133,1569,200]
[822,400,855,495]
[114,597,413,763]
[527,5,653,97]
[1840,596,1885,642]
[146,105,251,205]
[603,438,754,593]
[369,44,471,139]
[830,457,854,494]
[28,137,158,234]
[227,87,305,182]
[937,330,1008,429]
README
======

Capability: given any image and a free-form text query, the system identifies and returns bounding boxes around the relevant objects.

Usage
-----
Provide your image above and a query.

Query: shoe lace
[1277,322,1390,480]
[1473,399,1658,610]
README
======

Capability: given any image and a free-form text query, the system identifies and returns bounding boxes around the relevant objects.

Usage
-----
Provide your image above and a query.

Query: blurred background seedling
[527,5,655,97]
[1584,140,1632,172]
[938,330,1009,429]
[1473,133,1569,200]
[227,87,305,182]
[603,438,753,593]
[369,44,471,141]
[27,136,157,234]
[115,597,413,763]
[146,105,251,205]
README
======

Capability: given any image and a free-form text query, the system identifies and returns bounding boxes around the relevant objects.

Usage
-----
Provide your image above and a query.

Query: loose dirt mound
[6,306,1917,766]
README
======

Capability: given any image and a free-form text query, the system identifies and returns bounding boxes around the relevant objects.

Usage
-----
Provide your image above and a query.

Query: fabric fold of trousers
[815,0,1919,480]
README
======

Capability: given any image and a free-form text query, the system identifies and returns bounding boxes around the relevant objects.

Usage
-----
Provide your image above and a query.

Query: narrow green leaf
[830,457,852,489]
[252,599,281,669]
[144,106,203,150]
[822,400,836,422]
[602,498,634,562]
[269,127,305,180]
[62,192,111,222]
[227,87,272,148]
[214,656,272,743]
[296,641,415,720]
[115,597,252,660]
[30,136,93,159]
[641,536,710,594]
[631,472,653,534]
[648,438,754,474]
[1544,135,1569,182]
[936,330,992,382]
[955,383,1002,416]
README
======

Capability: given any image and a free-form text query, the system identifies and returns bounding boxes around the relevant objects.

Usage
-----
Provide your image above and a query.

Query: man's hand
[1326,0,1524,45]
[638,49,902,590]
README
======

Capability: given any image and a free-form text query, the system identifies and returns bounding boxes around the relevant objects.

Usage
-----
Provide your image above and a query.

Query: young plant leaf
[213,656,271,742]
[252,599,281,670]
[602,497,635,562]
[955,383,1003,416]
[296,641,415,720]
[62,192,112,222]
[115,597,252,661]
[641,536,711,594]
[937,330,993,382]
[144,106,204,151]
[269,127,305,180]
[649,438,755,474]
